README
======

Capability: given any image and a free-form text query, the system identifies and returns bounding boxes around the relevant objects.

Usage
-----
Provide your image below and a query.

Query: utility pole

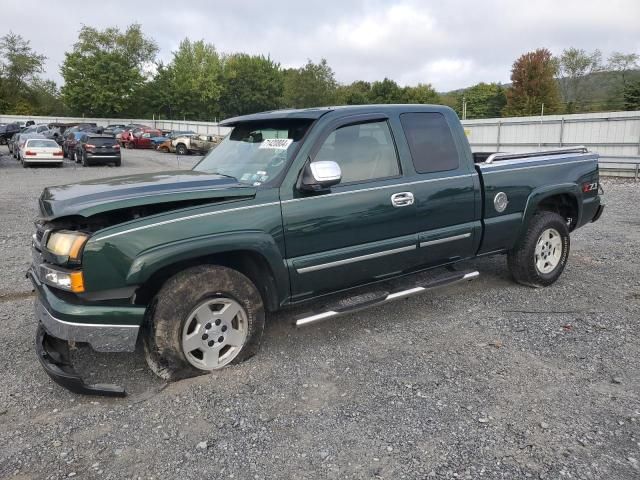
[462,96,467,120]
[538,103,545,149]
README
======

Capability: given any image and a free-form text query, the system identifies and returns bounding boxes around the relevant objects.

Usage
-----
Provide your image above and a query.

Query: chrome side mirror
[300,160,342,192]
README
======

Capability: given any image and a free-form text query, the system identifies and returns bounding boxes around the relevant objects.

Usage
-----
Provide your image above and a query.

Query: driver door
[281,116,419,301]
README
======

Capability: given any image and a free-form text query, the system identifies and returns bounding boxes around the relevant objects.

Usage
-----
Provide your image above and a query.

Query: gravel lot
[0,146,639,479]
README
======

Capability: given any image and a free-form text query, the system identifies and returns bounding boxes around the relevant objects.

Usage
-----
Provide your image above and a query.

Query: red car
[121,127,161,149]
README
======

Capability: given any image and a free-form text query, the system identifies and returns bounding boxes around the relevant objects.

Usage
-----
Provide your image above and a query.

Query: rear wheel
[69,150,75,162]
[507,211,570,287]
[143,265,265,380]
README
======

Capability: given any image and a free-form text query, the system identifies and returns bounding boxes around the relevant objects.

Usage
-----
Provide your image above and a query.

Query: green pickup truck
[29,105,604,396]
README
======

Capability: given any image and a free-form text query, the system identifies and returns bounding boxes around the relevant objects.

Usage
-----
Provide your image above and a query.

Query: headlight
[46,231,89,262]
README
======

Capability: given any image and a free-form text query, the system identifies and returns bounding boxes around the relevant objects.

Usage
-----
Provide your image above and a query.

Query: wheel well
[535,194,579,230]
[134,250,280,312]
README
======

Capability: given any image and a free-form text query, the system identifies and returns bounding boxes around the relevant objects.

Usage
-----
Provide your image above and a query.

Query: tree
[557,48,602,112]
[283,59,337,108]
[0,32,48,113]
[61,24,157,116]
[624,80,640,110]
[219,54,283,118]
[154,39,223,120]
[368,78,404,103]
[607,52,639,89]
[503,48,561,116]
[456,83,506,119]
[402,83,440,104]
[335,81,372,105]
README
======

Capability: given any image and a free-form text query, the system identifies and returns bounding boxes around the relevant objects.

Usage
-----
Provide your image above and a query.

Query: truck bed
[473,146,601,255]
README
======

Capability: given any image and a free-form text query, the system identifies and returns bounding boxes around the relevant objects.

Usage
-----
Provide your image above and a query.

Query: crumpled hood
[39,170,256,219]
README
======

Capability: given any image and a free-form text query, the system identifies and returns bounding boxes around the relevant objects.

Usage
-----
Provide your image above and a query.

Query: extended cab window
[314,120,399,184]
[194,119,312,185]
[400,113,459,173]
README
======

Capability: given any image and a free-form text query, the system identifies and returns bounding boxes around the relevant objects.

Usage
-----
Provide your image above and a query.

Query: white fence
[0,114,232,136]
[461,110,640,179]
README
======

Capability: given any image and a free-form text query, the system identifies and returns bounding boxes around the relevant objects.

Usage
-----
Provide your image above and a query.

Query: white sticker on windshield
[259,138,293,150]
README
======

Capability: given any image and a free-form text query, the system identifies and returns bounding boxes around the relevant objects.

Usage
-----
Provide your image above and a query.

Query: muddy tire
[143,265,265,381]
[507,211,570,287]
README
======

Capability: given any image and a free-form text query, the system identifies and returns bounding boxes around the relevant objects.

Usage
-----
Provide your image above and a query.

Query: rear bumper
[27,267,143,352]
[591,203,605,223]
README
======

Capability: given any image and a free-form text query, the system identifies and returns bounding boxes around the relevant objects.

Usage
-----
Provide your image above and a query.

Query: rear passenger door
[398,112,478,266]
[281,115,419,301]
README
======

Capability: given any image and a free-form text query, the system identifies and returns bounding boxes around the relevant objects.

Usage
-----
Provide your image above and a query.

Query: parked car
[156,138,174,153]
[20,138,63,168]
[103,124,127,135]
[74,134,121,167]
[0,122,21,145]
[62,131,85,161]
[13,133,44,161]
[117,125,142,144]
[122,128,162,149]
[172,133,221,155]
[28,104,604,395]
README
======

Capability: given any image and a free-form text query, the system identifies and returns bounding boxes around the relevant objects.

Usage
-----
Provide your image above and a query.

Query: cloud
[0,0,638,91]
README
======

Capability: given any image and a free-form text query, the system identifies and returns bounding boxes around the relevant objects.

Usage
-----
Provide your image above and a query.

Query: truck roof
[220,104,455,126]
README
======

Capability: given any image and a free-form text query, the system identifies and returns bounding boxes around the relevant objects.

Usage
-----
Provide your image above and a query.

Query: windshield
[193,119,313,185]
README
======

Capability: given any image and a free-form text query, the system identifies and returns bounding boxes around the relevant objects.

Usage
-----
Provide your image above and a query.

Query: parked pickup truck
[172,133,221,155]
[28,105,604,396]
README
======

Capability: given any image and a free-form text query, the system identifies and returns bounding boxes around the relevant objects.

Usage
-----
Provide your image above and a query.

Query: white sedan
[20,138,64,167]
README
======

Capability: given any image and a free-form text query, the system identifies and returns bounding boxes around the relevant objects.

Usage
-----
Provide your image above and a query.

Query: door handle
[391,192,414,207]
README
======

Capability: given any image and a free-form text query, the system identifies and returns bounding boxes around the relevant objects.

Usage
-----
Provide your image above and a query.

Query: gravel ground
[0,146,639,479]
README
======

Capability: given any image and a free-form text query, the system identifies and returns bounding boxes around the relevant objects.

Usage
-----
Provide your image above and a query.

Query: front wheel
[507,211,570,287]
[69,150,76,162]
[175,143,188,155]
[143,265,265,380]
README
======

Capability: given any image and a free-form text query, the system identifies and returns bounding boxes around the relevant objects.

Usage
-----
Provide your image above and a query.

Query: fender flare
[125,231,289,305]
[519,183,581,238]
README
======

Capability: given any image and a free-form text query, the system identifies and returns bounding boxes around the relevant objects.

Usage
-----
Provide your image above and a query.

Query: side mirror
[300,160,342,192]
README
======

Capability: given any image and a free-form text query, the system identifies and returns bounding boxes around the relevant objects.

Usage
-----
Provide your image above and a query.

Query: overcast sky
[2,0,639,91]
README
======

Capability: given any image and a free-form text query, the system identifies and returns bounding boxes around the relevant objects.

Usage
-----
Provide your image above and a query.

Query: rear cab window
[399,112,459,174]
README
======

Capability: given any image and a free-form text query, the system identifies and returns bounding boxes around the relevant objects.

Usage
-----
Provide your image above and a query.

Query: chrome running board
[295,270,479,327]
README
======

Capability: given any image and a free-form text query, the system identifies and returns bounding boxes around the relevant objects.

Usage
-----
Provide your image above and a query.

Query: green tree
[335,81,372,105]
[156,39,223,120]
[220,54,283,118]
[61,24,157,116]
[456,82,506,119]
[503,48,561,116]
[608,52,640,89]
[0,32,48,113]
[283,59,337,108]
[368,78,403,103]
[623,80,640,110]
[557,48,602,112]
[401,83,440,104]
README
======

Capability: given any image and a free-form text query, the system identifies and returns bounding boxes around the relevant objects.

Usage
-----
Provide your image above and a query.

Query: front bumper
[27,267,143,352]
[35,323,126,397]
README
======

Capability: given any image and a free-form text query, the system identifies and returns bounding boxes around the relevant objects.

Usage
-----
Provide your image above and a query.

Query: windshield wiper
[209,172,238,181]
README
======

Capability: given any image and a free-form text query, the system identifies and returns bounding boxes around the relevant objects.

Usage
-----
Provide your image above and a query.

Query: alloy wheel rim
[181,297,248,370]
[534,228,563,274]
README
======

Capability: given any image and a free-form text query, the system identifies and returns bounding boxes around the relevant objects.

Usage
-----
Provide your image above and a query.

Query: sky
[2,0,639,92]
